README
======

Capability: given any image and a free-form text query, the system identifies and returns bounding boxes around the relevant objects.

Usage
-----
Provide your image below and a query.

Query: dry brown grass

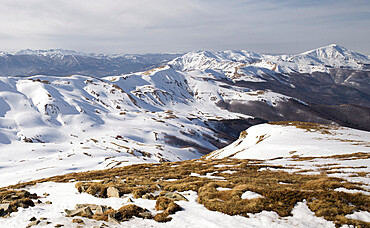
[290,152,370,162]
[268,121,340,134]
[0,189,38,217]
[1,158,369,226]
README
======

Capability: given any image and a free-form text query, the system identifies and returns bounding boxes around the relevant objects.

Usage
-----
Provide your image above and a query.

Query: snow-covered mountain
[170,44,370,75]
[0,44,369,187]
[0,65,295,186]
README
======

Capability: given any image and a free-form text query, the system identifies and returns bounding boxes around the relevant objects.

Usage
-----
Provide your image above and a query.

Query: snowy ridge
[170,44,370,77]
[0,65,297,187]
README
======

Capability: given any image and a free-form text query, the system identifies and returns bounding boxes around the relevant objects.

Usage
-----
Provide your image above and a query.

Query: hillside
[0,122,369,227]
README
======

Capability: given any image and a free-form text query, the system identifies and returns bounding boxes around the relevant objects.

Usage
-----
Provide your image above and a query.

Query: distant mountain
[170,44,370,74]
[0,49,181,77]
[170,44,370,108]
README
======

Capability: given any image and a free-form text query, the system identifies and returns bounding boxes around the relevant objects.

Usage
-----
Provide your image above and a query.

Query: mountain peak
[328,43,339,48]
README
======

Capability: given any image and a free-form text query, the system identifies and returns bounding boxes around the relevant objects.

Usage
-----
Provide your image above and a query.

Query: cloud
[0,0,369,54]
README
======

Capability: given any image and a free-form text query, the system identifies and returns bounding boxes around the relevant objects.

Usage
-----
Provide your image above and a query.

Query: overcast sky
[0,0,369,54]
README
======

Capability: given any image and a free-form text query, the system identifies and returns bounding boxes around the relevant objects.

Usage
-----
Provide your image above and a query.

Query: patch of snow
[334,188,370,195]
[216,187,232,191]
[345,211,370,222]
[164,179,178,182]
[241,191,263,200]
[189,172,226,180]
[221,170,237,174]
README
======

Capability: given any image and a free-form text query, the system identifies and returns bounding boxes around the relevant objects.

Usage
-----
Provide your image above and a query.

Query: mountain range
[0,44,369,227]
[0,44,369,186]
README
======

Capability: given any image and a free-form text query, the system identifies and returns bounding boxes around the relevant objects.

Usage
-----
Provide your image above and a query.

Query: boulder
[26,220,40,228]
[107,214,121,224]
[75,204,98,210]
[106,187,120,198]
[162,192,188,201]
[139,211,153,219]
[72,218,85,224]
[65,207,93,217]
[95,205,107,214]
[0,203,10,212]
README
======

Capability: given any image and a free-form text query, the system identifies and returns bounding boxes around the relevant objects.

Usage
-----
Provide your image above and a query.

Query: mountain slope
[205,121,370,160]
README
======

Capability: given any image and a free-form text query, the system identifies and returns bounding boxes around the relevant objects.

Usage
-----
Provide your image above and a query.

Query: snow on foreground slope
[0,122,369,227]
[206,122,370,186]
[0,182,336,228]
[206,122,370,160]
[0,66,295,187]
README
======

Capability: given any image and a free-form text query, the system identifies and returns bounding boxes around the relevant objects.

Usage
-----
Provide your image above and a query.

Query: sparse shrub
[132,187,149,199]
[118,204,148,219]
[165,202,181,214]
[155,197,173,211]
[154,212,172,222]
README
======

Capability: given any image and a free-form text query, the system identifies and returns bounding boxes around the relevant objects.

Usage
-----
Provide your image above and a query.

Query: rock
[54,224,64,227]
[106,187,120,198]
[36,200,42,204]
[40,217,47,220]
[75,204,107,214]
[29,217,37,221]
[0,203,10,212]
[65,207,93,217]
[156,184,163,190]
[162,192,188,201]
[95,205,107,214]
[139,211,153,219]
[10,195,20,200]
[93,223,109,228]
[26,220,40,228]
[72,218,85,224]
[126,198,134,203]
[142,193,154,200]
[75,204,99,210]
[80,185,89,192]
[45,201,52,204]
[43,192,50,196]
[15,198,35,208]
[107,214,121,225]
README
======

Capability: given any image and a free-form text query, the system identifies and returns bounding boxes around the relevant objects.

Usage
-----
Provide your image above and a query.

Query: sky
[0,0,369,55]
